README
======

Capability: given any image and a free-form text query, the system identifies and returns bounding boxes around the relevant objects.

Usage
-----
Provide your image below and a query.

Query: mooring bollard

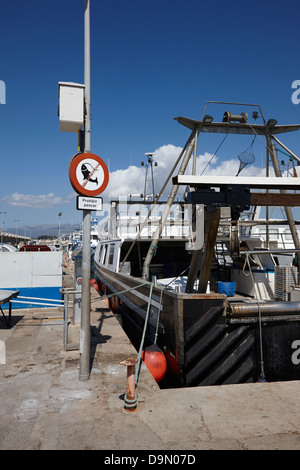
[120,357,138,411]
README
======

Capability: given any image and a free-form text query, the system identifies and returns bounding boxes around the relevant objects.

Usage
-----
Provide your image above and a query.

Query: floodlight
[203,115,213,123]
[267,118,278,127]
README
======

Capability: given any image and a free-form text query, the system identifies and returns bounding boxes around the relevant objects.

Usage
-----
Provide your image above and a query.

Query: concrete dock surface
[0,265,300,452]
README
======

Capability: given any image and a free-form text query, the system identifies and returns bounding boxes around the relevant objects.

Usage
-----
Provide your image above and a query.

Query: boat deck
[0,261,299,451]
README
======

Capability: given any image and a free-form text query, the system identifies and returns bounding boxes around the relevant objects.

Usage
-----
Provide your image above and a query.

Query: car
[19,245,51,252]
[0,243,18,252]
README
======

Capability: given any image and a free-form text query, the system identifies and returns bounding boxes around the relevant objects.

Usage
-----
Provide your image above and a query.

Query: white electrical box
[58,82,85,132]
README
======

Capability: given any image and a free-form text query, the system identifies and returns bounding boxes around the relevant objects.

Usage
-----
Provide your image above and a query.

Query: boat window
[269,229,279,240]
[98,245,103,263]
[103,244,108,265]
[108,243,115,265]
[258,228,279,240]
[284,229,293,240]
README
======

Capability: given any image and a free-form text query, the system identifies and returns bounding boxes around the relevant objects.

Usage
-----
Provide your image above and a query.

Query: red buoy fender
[108,295,120,313]
[165,348,181,378]
[90,278,99,290]
[141,344,167,383]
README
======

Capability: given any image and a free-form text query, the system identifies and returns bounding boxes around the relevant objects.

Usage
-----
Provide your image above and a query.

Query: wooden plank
[251,193,300,206]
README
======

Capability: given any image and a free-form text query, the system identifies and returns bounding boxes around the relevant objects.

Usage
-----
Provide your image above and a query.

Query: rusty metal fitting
[120,357,138,411]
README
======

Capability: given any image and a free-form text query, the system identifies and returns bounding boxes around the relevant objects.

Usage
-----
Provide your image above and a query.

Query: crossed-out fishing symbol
[81,161,100,187]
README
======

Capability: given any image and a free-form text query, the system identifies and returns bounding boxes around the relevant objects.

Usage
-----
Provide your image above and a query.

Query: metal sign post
[79,0,92,381]
[78,2,108,381]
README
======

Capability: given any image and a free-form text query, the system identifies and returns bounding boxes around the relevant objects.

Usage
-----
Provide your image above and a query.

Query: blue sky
[1,0,300,233]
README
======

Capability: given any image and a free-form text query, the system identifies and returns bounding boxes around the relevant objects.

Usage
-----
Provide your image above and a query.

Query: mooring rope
[243,252,267,381]
[135,282,154,387]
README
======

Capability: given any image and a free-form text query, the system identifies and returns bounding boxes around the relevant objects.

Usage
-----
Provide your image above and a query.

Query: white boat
[90,218,99,249]
[0,243,18,252]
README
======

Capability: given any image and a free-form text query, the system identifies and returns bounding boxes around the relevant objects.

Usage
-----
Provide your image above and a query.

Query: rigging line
[245,134,257,152]
[135,282,154,387]
[200,133,228,175]
[245,120,276,156]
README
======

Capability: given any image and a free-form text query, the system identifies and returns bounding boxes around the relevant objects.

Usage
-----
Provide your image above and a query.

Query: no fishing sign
[69,152,109,197]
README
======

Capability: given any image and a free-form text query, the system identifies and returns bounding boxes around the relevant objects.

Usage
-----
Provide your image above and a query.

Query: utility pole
[79,0,92,381]
[58,212,62,241]
[0,211,6,243]
[14,219,20,245]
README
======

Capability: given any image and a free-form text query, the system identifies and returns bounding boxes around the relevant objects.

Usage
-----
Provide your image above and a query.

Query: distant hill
[5,223,81,239]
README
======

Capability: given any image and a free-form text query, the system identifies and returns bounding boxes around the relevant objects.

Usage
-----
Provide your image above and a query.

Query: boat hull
[94,264,300,387]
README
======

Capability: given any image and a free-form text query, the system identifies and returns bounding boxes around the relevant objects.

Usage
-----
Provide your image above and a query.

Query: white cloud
[203,156,266,178]
[103,144,266,202]
[64,193,76,204]
[107,165,145,199]
[2,145,266,211]
[2,192,62,208]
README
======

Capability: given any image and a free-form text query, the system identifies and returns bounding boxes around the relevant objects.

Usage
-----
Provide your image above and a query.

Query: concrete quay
[0,264,300,451]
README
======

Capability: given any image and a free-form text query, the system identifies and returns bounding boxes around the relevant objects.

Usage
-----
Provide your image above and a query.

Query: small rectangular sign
[76,195,103,211]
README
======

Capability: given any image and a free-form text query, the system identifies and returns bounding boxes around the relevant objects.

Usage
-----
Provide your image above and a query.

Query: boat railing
[116,215,190,239]
[98,201,192,241]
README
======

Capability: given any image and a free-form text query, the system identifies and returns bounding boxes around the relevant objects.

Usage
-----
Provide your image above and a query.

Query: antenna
[141,153,157,202]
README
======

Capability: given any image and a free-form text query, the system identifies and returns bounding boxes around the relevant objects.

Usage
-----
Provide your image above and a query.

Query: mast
[142,153,156,202]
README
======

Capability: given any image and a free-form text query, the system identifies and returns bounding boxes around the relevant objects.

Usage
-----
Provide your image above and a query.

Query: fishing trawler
[93,101,300,387]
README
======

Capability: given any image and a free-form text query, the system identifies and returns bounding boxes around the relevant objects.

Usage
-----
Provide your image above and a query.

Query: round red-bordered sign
[69,152,109,196]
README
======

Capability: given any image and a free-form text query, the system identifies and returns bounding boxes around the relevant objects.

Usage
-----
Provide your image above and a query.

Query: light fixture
[267,118,278,127]
[203,115,213,123]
